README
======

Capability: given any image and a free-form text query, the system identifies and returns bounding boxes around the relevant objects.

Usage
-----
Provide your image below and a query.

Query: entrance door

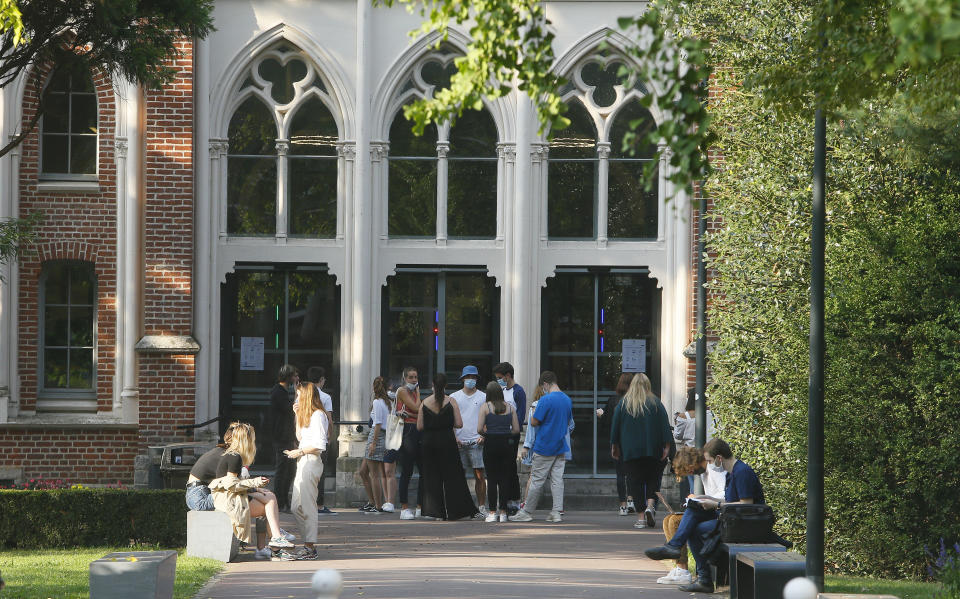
[220,265,340,466]
[541,269,661,476]
[382,267,499,393]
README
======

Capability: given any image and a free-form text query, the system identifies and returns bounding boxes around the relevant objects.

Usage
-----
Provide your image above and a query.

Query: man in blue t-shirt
[509,371,572,523]
[644,438,766,593]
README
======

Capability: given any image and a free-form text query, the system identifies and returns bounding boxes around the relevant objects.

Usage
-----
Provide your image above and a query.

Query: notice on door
[622,339,646,373]
[240,337,264,371]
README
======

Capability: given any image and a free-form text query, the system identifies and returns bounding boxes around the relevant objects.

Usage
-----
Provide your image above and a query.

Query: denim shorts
[185,484,215,511]
[382,449,399,463]
[459,441,485,469]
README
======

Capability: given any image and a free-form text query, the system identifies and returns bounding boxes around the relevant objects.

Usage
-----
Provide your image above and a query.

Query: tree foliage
[706,83,960,577]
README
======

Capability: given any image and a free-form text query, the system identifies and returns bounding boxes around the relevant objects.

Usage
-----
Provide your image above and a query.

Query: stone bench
[89,550,176,599]
[186,510,240,562]
[720,542,787,598]
[735,551,806,599]
[818,595,900,599]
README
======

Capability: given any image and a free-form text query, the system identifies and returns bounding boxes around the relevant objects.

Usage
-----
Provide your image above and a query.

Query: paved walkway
[194,510,711,599]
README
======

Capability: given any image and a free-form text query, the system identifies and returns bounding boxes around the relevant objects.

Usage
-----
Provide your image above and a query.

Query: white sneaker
[508,509,533,522]
[485,512,497,522]
[645,507,656,528]
[267,536,295,548]
[478,505,490,516]
[499,512,508,523]
[634,519,647,529]
[415,507,422,518]
[657,566,692,584]
[546,511,562,523]
[400,508,415,520]
[381,502,395,513]
[278,528,296,542]
[626,499,636,513]
[618,505,629,516]
[253,547,273,560]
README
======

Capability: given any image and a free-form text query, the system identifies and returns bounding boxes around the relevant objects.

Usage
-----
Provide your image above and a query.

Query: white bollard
[783,576,818,599]
[311,569,343,599]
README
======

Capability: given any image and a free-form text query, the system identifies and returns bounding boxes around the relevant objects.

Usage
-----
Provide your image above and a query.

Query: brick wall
[0,429,137,485]
[16,67,118,414]
[138,38,196,447]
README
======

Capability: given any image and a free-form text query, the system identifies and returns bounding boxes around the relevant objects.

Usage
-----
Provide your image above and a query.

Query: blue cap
[460,365,479,379]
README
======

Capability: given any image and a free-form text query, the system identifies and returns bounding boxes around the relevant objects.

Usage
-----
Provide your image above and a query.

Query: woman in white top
[284,381,329,561]
[358,377,392,512]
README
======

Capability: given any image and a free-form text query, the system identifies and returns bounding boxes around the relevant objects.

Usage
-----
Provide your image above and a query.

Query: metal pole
[694,190,707,495]
[807,109,826,591]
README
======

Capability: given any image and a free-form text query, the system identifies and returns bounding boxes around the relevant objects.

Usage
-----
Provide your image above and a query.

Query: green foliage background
[706,84,960,577]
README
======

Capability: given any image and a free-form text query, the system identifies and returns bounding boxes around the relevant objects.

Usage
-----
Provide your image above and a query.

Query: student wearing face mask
[492,362,526,512]
[452,365,488,514]
[644,438,765,594]
[654,446,728,585]
[396,366,423,520]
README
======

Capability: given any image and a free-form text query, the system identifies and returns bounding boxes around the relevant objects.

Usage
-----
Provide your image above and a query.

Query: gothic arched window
[41,69,98,177]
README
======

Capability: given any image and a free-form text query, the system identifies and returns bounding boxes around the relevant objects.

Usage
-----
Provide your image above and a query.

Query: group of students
[355,362,576,524]
[184,376,331,561]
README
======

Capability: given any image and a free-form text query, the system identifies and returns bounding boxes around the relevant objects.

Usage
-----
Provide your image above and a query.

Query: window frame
[38,261,98,410]
[39,70,99,182]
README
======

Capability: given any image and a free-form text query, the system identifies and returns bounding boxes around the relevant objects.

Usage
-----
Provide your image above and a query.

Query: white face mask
[405,382,418,391]
[464,379,477,390]
[707,463,724,473]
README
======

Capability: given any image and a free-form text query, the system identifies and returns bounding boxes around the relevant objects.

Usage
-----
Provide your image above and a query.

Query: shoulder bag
[384,397,404,451]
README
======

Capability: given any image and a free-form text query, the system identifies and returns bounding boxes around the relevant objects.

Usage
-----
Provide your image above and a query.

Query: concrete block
[186,510,239,562]
[89,550,177,599]
[819,595,900,599]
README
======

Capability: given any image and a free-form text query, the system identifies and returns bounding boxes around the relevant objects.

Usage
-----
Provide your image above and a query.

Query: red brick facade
[0,40,196,486]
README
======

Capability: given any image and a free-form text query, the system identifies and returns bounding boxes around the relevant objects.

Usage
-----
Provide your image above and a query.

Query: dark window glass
[258,58,308,105]
[548,102,597,239]
[580,61,628,108]
[227,97,277,235]
[41,70,97,176]
[608,101,659,239]
[42,262,96,391]
[288,97,339,237]
[388,110,438,237]
[448,108,497,239]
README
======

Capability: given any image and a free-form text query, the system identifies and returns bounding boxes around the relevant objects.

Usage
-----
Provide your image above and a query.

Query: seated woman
[655,445,728,585]
[185,422,236,511]
[209,422,295,560]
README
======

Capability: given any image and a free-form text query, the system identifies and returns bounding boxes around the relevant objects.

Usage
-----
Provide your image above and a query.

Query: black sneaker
[273,549,298,561]
[358,503,374,512]
[294,547,319,560]
[678,580,714,593]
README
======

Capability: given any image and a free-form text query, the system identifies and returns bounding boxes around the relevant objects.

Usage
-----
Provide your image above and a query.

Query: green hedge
[0,489,187,549]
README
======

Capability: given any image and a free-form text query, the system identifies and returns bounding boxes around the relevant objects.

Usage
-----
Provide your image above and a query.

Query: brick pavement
[193,510,712,599]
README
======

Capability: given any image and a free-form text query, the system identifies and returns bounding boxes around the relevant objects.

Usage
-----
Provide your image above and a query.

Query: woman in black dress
[417,372,478,520]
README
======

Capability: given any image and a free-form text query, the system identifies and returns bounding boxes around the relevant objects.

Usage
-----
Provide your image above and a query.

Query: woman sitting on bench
[209,422,295,559]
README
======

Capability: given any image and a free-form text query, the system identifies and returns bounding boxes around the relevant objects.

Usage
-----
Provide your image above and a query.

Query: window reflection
[227,97,277,235]
[448,108,498,239]
[608,101,659,239]
[388,110,438,237]
[548,101,597,239]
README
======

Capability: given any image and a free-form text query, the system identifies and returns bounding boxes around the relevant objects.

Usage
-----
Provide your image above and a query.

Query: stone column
[596,141,610,248]
[511,95,536,385]
[275,140,289,242]
[0,135,20,422]
[435,141,449,245]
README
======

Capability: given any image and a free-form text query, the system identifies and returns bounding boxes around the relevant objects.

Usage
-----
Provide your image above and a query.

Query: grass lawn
[825,574,941,599]
[0,547,223,599]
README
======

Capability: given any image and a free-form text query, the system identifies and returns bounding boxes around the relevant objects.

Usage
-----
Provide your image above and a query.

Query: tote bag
[385,398,404,451]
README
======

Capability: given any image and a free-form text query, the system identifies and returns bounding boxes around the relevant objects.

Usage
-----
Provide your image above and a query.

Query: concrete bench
[818,595,900,599]
[89,550,176,599]
[186,510,240,562]
[735,551,806,599]
[720,543,787,598]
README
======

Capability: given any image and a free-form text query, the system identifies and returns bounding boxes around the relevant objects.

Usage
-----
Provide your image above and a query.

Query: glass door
[541,269,661,476]
[382,267,499,394]
[220,265,340,466]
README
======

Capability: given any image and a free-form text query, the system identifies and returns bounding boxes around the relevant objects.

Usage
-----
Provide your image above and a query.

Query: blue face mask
[464,379,477,390]
[497,378,507,388]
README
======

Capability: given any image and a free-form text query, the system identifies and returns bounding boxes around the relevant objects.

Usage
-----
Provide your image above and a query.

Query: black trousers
[624,456,661,505]
[274,441,297,509]
[482,434,517,511]
[398,422,423,506]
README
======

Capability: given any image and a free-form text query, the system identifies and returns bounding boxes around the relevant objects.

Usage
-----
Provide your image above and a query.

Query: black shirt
[216,452,244,478]
[270,383,296,443]
[189,446,226,484]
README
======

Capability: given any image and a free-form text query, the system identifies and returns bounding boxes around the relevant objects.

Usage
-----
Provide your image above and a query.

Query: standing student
[610,372,672,530]
[418,373,478,520]
[358,377,391,512]
[270,365,299,512]
[510,371,573,523]
[597,373,636,515]
[396,366,422,520]
[452,365,487,512]
[306,366,336,515]
[492,362,526,510]
[478,381,520,522]
[283,381,329,561]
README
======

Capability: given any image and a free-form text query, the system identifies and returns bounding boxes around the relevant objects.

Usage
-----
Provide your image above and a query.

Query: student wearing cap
[452,365,488,514]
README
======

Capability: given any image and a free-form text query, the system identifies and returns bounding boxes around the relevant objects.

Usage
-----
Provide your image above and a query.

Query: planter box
[187,510,239,562]
[89,550,177,599]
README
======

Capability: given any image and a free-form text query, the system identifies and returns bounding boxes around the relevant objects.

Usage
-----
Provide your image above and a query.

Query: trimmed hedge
[0,489,187,548]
